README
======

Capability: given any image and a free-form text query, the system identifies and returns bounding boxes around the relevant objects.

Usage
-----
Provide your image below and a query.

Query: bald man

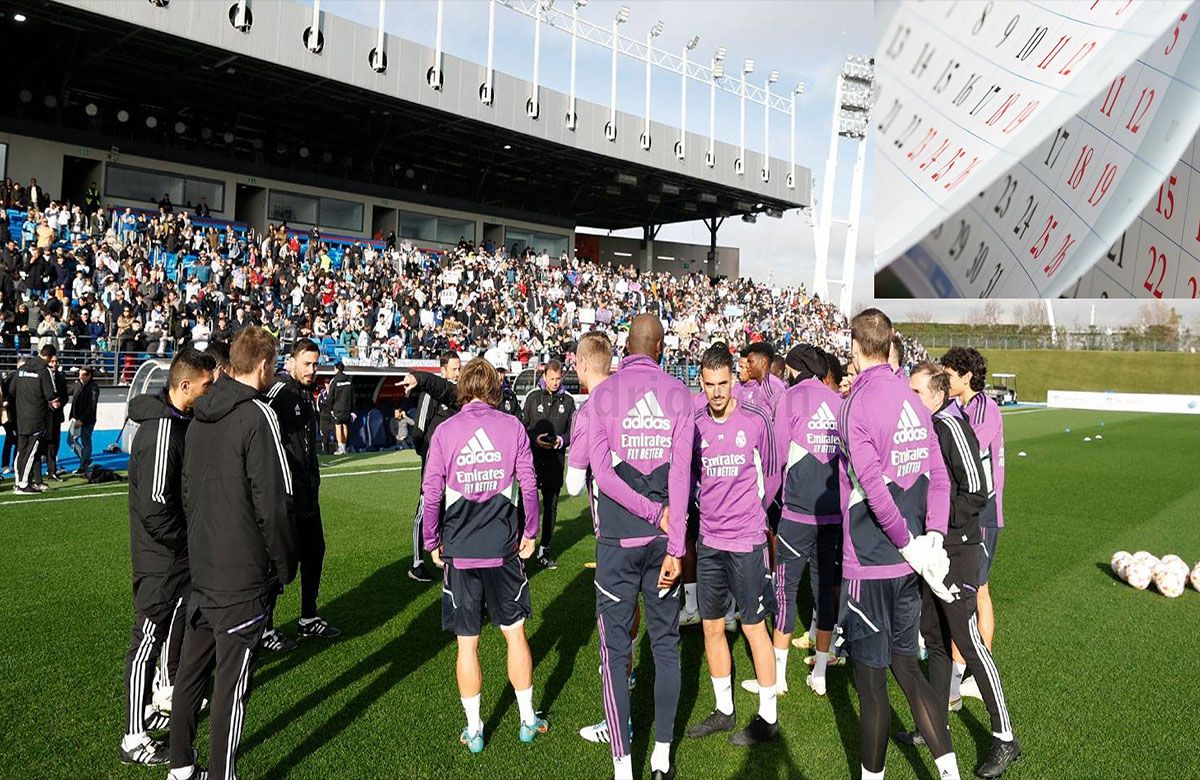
[586,314,694,780]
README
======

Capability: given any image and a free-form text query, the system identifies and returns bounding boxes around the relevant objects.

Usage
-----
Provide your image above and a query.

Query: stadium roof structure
[1,0,810,232]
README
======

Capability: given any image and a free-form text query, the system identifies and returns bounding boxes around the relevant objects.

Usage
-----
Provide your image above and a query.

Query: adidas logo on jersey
[621,391,672,431]
[456,428,503,466]
[808,401,838,430]
[893,400,929,444]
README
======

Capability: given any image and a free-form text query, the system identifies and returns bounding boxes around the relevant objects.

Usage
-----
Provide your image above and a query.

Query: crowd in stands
[0,176,926,377]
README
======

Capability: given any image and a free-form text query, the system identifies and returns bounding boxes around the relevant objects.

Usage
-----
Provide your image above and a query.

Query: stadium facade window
[398,210,475,246]
[506,228,568,257]
[268,190,364,232]
[105,164,226,211]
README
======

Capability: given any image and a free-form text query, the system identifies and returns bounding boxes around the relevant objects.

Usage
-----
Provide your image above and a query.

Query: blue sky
[318,0,875,294]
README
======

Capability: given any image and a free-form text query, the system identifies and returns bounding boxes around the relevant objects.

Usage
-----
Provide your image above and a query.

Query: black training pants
[169,598,271,780]
[922,544,1013,736]
[14,428,44,488]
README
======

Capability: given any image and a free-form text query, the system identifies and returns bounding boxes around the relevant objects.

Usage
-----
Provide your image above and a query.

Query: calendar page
[875,0,1200,298]
[1062,128,1200,298]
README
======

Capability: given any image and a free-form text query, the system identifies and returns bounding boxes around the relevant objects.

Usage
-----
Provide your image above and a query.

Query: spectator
[68,366,100,472]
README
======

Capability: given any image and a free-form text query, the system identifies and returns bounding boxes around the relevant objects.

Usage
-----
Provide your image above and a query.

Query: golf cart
[985,373,1018,406]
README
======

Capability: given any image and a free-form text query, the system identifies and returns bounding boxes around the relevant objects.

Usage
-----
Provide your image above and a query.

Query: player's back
[588,354,692,543]
[428,401,528,561]
[776,378,843,524]
[837,364,940,580]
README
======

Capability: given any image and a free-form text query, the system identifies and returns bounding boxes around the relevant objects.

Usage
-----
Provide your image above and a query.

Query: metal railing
[903,330,1198,353]
[0,348,172,385]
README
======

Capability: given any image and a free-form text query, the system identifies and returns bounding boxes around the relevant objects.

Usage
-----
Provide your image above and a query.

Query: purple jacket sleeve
[846,406,912,550]
[924,434,951,536]
[757,412,781,513]
[421,430,446,552]
[665,404,695,558]
[587,415,666,527]
[514,419,541,540]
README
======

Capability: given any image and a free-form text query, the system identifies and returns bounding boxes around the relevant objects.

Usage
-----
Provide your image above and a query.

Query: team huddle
[114,308,1019,780]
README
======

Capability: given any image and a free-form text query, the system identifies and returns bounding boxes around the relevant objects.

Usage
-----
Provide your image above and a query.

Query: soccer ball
[1111,551,1132,575]
[1133,551,1159,570]
[1190,562,1200,592]
[1154,567,1186,598]
[1124,561,1152,590]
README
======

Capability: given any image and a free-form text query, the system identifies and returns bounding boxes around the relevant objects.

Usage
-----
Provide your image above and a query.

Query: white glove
[899,533,957,604]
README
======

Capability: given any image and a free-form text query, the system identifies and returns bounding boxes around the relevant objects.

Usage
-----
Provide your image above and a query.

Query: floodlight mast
[675,36,699,159]
[640,20,664,150]
[606,5,630,141]
[706,47,726,167]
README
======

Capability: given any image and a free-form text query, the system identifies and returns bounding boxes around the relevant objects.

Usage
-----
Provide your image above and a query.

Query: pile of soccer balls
[1110,551,1200,598]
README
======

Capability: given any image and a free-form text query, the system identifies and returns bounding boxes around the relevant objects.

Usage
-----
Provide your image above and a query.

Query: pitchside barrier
[1047,390,1200,415]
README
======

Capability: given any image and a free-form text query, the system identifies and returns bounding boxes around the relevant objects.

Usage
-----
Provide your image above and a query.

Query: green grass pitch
[2,408,1198,779]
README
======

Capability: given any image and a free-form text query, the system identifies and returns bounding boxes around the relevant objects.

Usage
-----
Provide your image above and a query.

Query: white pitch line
[1001,408,1051,416]
[0,465,420,507]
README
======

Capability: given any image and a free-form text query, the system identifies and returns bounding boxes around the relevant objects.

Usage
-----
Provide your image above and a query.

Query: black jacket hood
[193,375,262,423]
[127,389,187,424]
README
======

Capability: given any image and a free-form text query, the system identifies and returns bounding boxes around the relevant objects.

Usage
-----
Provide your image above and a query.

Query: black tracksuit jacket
[522,386,575,476]
[328,370,354,421]
[410,371,457,462]
[183,376,297,608]
[932,403,988,548]
[266,372,321,515]
[128,391,192,577]
[13,355,56,432]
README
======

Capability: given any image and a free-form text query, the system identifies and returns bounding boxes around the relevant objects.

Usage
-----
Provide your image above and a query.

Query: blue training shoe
[460,727,485,754]
[518,716,550,743]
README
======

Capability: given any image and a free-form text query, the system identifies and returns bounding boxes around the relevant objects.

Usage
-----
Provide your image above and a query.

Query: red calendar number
[1143,245,1167,298]
[1155,175,1177,221]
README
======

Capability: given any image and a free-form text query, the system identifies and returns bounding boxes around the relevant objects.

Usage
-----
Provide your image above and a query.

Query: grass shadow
[1094,561,1123,583]
[956,704,994,769]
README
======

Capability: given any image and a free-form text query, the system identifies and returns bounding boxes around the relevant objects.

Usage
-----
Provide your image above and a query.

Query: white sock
[684,583,698,613]
[861,767,885,780]
[757,680,777,724]
[774,646,789,685]
[515,685,536,726]
[993,729,1014,742]
[650,741,671,772]
[934,752,961,780]
[813,650,830,677]
[613,754,634,780]
[167,767,196,780]
[949,662,967,700]
[711,674,734,715]
[121,732,148,751]
[461,693,482,736]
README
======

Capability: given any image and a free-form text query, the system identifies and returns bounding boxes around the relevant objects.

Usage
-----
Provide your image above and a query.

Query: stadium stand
[0,177,923,381]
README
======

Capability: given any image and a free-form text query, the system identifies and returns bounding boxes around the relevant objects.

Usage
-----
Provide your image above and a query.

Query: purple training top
[692,399,779,552]
[587,354,695,558]
[422,400,540,568]
[962,392,1005,528]
[836,364,950,581]
[774,377,843,525]
[568,396,663,527]
[734,373,786,412]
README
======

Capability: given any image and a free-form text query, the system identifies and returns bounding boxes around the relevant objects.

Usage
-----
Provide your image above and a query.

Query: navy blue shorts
[441,556,531,637]
[837,574,922,668]
[774,520,841,634]
[697,542,776,626]
[978,527,1001,585]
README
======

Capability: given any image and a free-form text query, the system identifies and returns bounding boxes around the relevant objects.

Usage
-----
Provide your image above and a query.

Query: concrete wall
[588,234,740,278]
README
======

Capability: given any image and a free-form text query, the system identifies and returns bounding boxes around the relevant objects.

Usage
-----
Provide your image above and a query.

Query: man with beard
[259,340,341,652]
